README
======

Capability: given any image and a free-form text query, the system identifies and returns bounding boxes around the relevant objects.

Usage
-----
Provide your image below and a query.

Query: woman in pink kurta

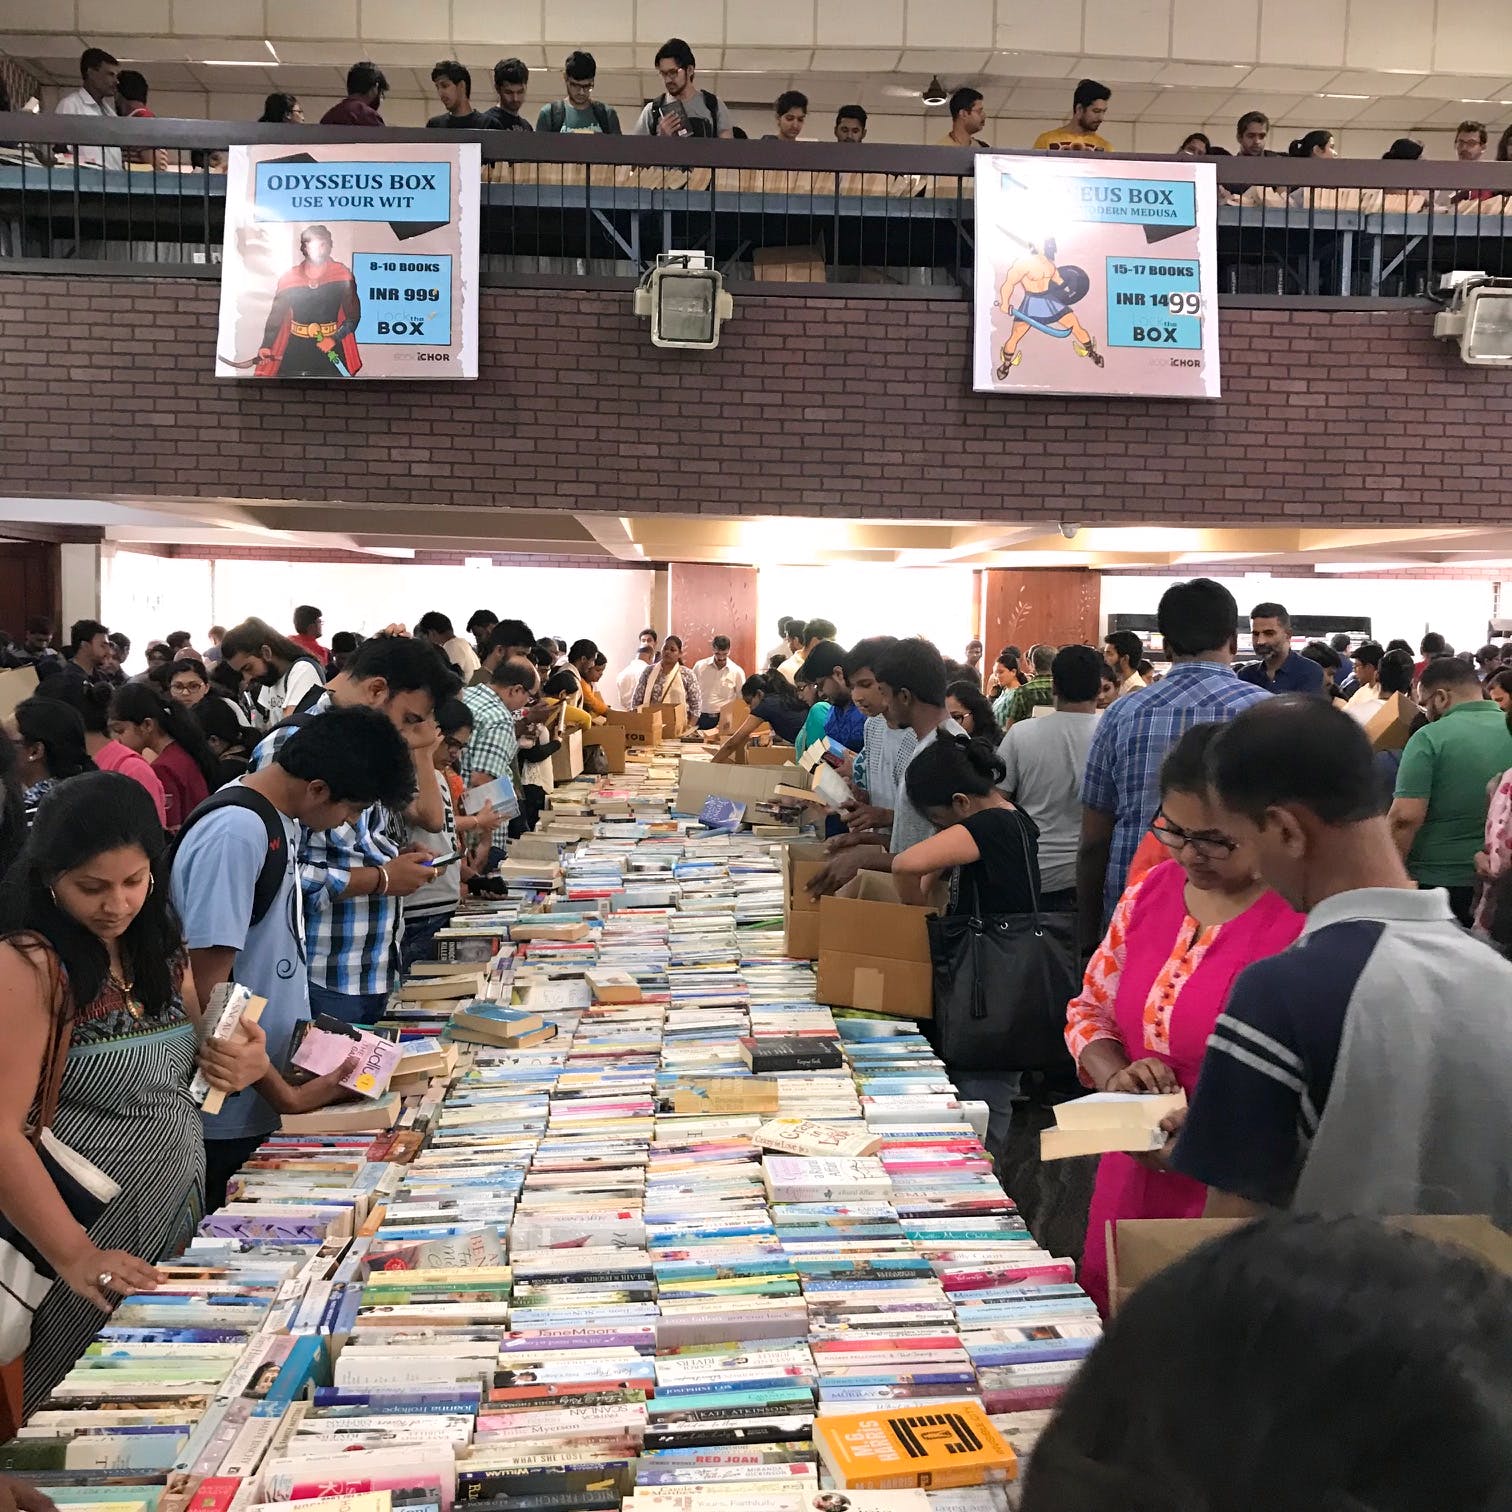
[1064,724,1304,1314]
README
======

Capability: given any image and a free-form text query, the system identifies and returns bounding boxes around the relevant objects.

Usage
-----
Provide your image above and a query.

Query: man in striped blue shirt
[250,635,460,1025]
[1078,578,1271,947]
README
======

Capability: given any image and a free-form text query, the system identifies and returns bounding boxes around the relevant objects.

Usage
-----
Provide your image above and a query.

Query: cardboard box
[605,708,663,747]
[549,729,583,782]
[754,243,826,283]
[1106,1214,1512,1315]
[742,744,798,767]
[816,871,944,1020]
[782,841,830,960]
[1364,692,1419,753]
[675,754,806,819]
[582,723,627,774]
[650,700,687,737]
[0,665,39,724]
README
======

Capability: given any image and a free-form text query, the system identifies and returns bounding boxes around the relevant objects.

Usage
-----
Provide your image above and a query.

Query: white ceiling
[6,0,1512,144]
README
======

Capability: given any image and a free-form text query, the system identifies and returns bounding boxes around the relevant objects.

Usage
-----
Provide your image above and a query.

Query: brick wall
[2,275,1505,525]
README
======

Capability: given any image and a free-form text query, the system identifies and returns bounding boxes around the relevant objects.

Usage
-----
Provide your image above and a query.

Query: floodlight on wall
[1433,271,1512,365]
[633,251,734,350]
[922,76,948,107]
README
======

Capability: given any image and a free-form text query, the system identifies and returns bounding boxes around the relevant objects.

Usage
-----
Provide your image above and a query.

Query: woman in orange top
[1065,722,1304,1313]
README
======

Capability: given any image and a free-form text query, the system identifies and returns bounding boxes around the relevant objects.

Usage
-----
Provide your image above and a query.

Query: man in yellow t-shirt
[936,86,989,149]
[1033,78,1112,153]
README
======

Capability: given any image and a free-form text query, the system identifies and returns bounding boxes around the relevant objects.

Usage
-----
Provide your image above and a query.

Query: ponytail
[1288,130,1332,157]
[903,732,1006,812]
[110,682,222,792]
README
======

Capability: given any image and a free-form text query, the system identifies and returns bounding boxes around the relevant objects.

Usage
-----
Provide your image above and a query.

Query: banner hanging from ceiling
[215,141,480,381]
[972,154,1219,400]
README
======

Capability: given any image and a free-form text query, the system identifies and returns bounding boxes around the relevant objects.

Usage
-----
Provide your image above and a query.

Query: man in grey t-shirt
[632,38,733,138]
[997,645,1101,902]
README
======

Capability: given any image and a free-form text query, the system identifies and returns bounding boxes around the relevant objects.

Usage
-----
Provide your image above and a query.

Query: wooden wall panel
[0,543,61,640]
[667,563,758,678]
[981,569,1101,657]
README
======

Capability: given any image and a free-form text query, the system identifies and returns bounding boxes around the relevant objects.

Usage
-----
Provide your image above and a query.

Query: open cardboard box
[675,753,807,818]
[1107,1214,1512,1315]
[549,729,583,782]
[0,665,39,724]
[582,723,627,774]
[816,869,945,1020]
[605,708,663,748]
[782,841,830,960]
[650,700,687,737]
[1364,691,1419,753]
[742,744,798,767]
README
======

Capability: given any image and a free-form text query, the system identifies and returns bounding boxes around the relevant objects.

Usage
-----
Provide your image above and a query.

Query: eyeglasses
[444,736,467,753]
[1149,808,1239,859]
[170,681,203,694]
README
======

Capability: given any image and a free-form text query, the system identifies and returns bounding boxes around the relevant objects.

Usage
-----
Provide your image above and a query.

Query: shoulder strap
[549,99,565,132]
[33,950,73,1144]
[592,100,612,133]
[647,99,662,133]
[168,786,288,928]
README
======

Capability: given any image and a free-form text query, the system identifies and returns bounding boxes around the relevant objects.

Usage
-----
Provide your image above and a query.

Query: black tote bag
[925,816,1080,1074]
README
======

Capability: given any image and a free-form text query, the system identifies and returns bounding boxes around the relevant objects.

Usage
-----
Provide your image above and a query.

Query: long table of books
[11,744,1099,1512]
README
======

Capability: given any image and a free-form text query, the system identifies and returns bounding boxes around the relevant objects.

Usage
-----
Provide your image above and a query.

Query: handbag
[925,815,1080,1074]
[0,967,121,1365]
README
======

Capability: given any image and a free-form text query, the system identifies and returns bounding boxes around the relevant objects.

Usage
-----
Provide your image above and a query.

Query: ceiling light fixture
[922,75,948,107]
[201,59,270,66]
[264,40,280,63]
[1319,92,1369,99]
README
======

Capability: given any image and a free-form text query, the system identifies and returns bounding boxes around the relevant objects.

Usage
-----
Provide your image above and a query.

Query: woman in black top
[891,732,1040,915]
[711,673,808,760]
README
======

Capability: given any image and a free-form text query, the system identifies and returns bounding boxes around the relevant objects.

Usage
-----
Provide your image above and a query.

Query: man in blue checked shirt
[1078,578,1271,950]
[249,634,461,1026]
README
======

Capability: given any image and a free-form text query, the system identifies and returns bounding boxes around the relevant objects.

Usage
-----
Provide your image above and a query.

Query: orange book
[815,1402,1018,1490]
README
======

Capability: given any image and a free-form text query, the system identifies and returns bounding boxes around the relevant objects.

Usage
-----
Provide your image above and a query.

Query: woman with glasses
[1064,722,1303,1313]
[167,659,210,710]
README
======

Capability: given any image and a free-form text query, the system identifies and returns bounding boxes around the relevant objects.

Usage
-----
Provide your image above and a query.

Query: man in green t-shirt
[1390,656,1512,923]
[536,51,621,134]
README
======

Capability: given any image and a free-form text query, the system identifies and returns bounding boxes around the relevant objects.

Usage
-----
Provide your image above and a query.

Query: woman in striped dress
[0,773,269,1416]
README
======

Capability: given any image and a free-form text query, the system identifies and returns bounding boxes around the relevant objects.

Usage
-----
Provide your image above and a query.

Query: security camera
[1057,522,1082,540]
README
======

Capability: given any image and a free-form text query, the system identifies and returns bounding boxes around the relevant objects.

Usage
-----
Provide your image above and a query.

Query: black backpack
[168,786,289,928]
[648,89,722,138]
[547,98,616,134]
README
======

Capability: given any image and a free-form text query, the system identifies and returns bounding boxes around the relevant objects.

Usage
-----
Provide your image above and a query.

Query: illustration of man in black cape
[253,224,363,378]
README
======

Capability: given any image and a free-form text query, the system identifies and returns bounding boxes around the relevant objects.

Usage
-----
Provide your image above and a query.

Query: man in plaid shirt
[250,635,460,1026]
[1001,643,1056,727]
[460,657,539,863]
[1078,578,1271,949]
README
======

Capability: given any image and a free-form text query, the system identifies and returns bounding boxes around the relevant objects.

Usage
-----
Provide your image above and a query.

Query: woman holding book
[0,773,268,1415]
[1065,723,1303,1313]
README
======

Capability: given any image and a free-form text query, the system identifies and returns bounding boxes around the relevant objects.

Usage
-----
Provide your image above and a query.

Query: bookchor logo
[215,143,481,381]
[972,153,1220,400]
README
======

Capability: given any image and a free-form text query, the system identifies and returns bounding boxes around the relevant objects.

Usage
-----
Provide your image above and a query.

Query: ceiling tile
[1240,65,1339,92]
[1433,0,1512,77]
[1140,86,1237,120]
[1258,0,1344,68]
[171,0,264,34]
[1421,97,1500,124]
[361,0,444,43]
[79,33,187,59]
[1223,91,1309,121]
[1294,93,1372,125]
[187,62,272,87]
[1072,55,1167,83]
[906,0,991,50]
[80,0,169,31]
[1323,68,1425,94]
[1084,0,1169,61]
[983,52,1080,80]
[994,2,1082,56]
[810,48,904,70]
[896,49,993,75]
[267,0,357,40]
[265,39,347,63]
[817,0,902,48]
[453,0,543,45]
[1153,61,1252,87]
[542,0,633,47]
[635,0,720,46]
[1407,73,1512,98]
[719,48,814,70]
[725,0,813,48]
[1101,86,1160,113]
[1172,0,1256,63]
[1343,0,1432,72]
[2,1,78,29]
[1346,95,1432,125]
[1004,82,1083,112]
[178,36,268,62]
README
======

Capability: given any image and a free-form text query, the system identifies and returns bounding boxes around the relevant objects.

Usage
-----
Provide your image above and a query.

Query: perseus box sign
[972,153,1220,400]
[216,143,480,381]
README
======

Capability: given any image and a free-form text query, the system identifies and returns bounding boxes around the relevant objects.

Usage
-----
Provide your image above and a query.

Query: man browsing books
[172,706,421,1207]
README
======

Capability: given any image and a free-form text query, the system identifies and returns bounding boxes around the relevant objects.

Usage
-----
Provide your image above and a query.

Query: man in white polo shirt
[692,636,745,731]
[55,48,123,170]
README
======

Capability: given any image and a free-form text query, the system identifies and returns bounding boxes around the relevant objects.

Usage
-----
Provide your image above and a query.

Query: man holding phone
[633,38,734,138]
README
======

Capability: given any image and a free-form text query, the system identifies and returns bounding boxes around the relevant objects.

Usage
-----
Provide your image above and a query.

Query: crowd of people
[0,585,1509,1434]
[32,45,1510,165]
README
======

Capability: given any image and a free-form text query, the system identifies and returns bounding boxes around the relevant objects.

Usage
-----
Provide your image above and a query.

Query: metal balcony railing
[3,114,1512,298]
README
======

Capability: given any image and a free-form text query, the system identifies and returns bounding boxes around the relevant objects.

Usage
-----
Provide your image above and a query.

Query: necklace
[108,966,145,1021]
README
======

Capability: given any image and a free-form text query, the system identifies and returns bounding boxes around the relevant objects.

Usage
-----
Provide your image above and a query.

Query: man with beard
[255,224,363,378]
